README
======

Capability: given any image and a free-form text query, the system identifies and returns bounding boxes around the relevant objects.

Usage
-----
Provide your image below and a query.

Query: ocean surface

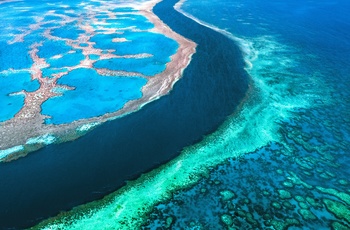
[0,0,247,228]
[1,0,350,229]
[145,0,350,229]
[0,0,177,127]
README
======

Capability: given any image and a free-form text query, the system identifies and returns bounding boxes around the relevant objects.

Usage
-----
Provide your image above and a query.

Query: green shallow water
[32,4,329,230]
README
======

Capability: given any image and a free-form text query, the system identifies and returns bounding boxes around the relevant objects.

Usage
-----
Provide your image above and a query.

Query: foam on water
[144,0,350,228]
[26,134,56,145]
[0,145,24,160]
[174,0,257,69]
[0,0,191,158]
[76,122,101,132]
[32,0,331,229]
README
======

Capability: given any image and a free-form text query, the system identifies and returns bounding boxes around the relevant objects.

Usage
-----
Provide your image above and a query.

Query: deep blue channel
[0,0,248,228]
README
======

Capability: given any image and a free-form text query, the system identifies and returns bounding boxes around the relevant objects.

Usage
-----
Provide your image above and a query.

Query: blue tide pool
[0,72,39,122]
[42,68,146,124]
[0,0,247,228]
[1,0,349,229]
[0,0,177,125]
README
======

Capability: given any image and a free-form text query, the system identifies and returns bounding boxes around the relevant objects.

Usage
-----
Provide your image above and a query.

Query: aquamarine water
[37,40,72,59]
[51,24,85,40]
[144,0,350,228]
[42,68,146,124]
[0,0,248,227]
[47,51,85,68]
[0,0,177,125]
[97,15,154,30]
[0,72,39,122]
[1,0,349,228]
[92,31,178,76]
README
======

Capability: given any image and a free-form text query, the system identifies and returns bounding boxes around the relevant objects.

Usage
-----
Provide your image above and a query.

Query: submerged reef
[0,0,248,227]
[0,0,195,161]
[31,0,350,228]
[1,0,349,228]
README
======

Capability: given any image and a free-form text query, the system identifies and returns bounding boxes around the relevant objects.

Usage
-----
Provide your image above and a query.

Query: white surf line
[174,0,257,70]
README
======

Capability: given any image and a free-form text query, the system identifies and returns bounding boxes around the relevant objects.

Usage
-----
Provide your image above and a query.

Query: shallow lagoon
[42,68,147,124]
[0,0,178,126]
[0,72,39,122]
[1,0,349,229]
[26,0,350,229]
[0,0,247,228]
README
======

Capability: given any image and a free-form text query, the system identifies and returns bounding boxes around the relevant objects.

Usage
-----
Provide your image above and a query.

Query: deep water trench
[0,0,248,228]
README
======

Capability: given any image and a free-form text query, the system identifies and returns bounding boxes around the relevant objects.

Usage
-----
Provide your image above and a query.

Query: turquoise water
[0,42,33,71]
[144,0,350,228]
[51,24,85,40]
[92,31,178,76]
[47,51,85,68]
[104,15,154,30]
[42,68,69,78]
[0,0,177,124]
[38,40,72,59]
[113,31,178,59]
[94,56,166,76]
[0,0,249,228]
[0,72,40,122]
[42,68,147,124]
[2,0,349,229]
[91,15,154,30]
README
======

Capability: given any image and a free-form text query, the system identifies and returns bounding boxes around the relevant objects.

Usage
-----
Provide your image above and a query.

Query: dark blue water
[144,0,350,228]
[0,0,248,228]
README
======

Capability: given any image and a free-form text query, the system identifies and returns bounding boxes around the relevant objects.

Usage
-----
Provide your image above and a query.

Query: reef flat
[29,0,350,229]
[0,0,248,228]
[147,0,350,229]
[0,0,195,161]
